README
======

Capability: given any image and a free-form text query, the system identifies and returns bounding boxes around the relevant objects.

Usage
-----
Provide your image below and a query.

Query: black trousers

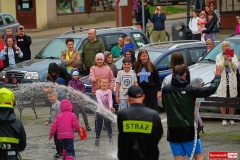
[54,133,63,154]
[95,112,112,139]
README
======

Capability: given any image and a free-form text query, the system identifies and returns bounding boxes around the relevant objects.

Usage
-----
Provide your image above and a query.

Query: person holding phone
[216,41,238,126]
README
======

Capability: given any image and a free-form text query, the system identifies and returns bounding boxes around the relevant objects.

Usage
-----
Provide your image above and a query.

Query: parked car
[0,26,149,88]
[0,13,19,34]
[147,0,186,5]
[162,34,240,112]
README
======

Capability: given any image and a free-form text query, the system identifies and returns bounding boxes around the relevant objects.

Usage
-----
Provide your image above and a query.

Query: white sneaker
[230,120,235,126]
[222,120,227,126]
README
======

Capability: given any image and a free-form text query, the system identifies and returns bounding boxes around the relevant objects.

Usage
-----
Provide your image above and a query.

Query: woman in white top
[216,41,238,126]
[0,37,23,68]
[189,10,201,41]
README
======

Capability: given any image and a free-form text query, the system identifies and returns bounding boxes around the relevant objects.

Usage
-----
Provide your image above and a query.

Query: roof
[142,40,206,51]
[57,26,142,38]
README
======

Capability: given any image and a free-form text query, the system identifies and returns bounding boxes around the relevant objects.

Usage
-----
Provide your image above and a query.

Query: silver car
[0,13,19,34]
[161,35,240,112]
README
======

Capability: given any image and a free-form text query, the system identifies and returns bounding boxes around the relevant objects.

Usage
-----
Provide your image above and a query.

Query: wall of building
[115,5,133,27]
[0,0,16,15]
[44,0,115,29]
[220,12,240,29]
[36,0,48,29]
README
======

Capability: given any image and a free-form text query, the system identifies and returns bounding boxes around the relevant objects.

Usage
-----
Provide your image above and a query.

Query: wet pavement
[16,105,240,160]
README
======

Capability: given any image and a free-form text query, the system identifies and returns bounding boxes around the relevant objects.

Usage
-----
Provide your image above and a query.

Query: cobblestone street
[15,105,240,160]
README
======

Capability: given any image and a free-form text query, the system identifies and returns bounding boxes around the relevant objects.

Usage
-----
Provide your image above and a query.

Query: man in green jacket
[162,64,223,160]
[81,29,105,75]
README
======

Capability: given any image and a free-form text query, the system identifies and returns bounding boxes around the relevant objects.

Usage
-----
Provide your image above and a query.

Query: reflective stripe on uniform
[123,120,153,134]
[0,137,19,144]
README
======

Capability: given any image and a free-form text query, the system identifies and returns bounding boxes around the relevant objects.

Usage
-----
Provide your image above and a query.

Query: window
[37,38,81,58]
[90,0,115,12]
[157,50,187,68]
[131,33,149,48]
[220,0,240,12]
[17,0,33,11]
[157,54,171,69]
[104,34,125,51]
[0,16,3,26]
[57,0,85,14]
[2,14,16,24]
[189,48,205,64]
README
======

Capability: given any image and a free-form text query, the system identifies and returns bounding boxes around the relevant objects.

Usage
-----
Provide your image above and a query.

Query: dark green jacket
[162,75,221,142]
[81,38,105,68]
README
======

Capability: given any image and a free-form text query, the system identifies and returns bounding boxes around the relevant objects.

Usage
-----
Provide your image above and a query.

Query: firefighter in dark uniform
[0,88,26,160]
[117,86,163,160]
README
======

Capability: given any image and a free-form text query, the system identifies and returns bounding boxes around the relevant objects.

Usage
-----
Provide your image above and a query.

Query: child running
[95,77,115,146]
[49,99,82,160]
[44,90,63,159]
[116,57,138,109]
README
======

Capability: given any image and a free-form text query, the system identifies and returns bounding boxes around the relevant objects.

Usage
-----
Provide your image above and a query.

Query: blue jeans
[212,33,216,41]
[61,139,75,157]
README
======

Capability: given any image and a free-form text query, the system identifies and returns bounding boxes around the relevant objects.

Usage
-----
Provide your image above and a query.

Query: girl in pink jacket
[89,53,115,97]
[49,99,82,160]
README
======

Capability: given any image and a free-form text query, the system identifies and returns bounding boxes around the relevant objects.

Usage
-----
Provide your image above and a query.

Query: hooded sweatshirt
[50,100,80,139]
[81,38,105,68]
[68,68,85,102]
[68,68,85,93]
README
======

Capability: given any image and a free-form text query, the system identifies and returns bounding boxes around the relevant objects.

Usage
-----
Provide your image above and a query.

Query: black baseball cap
[126,86,143,98]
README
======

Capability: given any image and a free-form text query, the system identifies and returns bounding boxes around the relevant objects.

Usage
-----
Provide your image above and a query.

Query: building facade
[0,0,117,29]
[0,0,239,30]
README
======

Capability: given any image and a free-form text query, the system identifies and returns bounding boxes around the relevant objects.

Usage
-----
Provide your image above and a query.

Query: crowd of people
[188,1,220,42]
[133,0,167,42]
[1,1,240,159]
[41,26,164,159]
[0,25,32,70]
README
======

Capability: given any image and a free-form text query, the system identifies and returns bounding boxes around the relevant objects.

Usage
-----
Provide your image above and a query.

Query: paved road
[17,105,240,160]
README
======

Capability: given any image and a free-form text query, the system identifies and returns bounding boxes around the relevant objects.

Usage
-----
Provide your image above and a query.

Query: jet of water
[13,82,117,123]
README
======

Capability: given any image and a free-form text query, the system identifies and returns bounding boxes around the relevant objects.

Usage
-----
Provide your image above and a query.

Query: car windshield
[114,50,164,69]
[35,38,81,59]
[202,36,240,62]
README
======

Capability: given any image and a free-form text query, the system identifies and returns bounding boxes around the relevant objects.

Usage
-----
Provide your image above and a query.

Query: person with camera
[151,5,166,42]
[16,25,32,61]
